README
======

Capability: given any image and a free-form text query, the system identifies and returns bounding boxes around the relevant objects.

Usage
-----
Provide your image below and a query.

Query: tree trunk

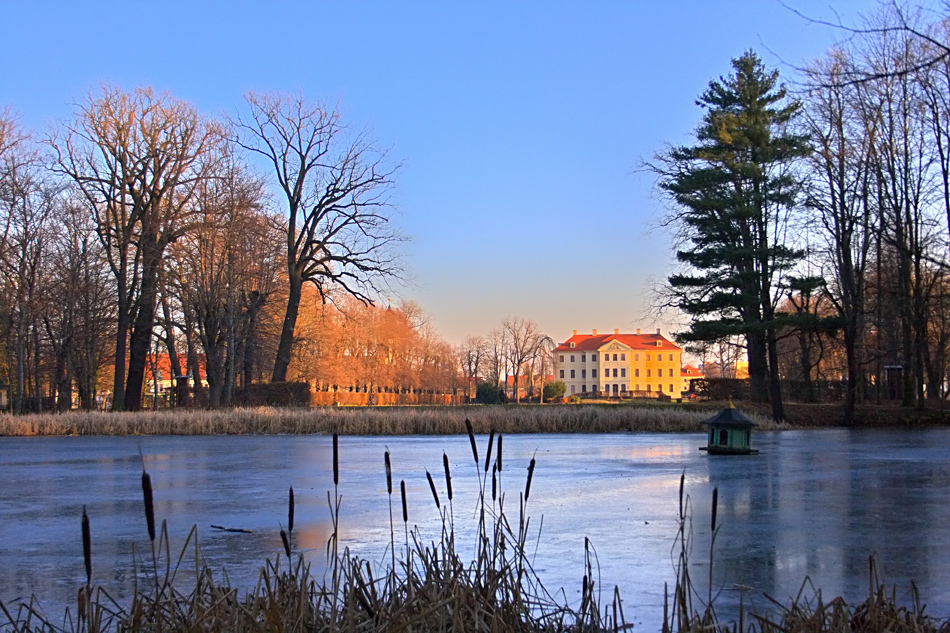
[272,272,303,382]
[843,322,859,426]
[766,327,785,421]
[112,275,129,411]
[125,242,163,412]
[746,330,769,402]
[161,297,184,406]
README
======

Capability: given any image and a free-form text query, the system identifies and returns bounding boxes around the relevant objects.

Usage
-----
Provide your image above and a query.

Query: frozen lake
[2,429,949,630]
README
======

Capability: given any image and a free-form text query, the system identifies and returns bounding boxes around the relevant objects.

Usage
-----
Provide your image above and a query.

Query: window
[571,385,576,394]
[635,354,639,361]
[559,370,564,378]
[559,355,564,362]
[581,369,586,378]
[582,384,586,392]
[647,369,651,377]
[647,384,651,392]
[570,355,575,363]
[621,368,626,377]
[592,369,597,378]
[612,368,618,377]
[570,369,575,378]
[635,368,640,377]
[670,384,674,393]
[613,354,618,361]
[669,354,673,361]
[581,354,586,362]
[592,354,597,361]
[646,354,650,361]
[621,353,626,361]
[621,384,627,392]
[604,383,610,392]
[670,369,674,377]
[613,384,619,394]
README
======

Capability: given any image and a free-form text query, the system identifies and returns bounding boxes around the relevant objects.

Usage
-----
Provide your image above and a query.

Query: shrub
[475,382,508,404]
[543,380,566,400]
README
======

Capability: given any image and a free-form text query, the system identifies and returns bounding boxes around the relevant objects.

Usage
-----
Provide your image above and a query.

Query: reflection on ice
[0,429,948,630]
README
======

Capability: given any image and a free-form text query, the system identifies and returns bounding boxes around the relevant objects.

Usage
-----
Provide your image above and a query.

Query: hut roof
[703,403,756,428]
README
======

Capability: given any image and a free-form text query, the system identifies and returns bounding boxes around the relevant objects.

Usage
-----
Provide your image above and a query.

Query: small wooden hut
[700,402,758,455]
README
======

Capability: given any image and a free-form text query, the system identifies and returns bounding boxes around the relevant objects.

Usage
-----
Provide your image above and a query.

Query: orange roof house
[554,328,686,398]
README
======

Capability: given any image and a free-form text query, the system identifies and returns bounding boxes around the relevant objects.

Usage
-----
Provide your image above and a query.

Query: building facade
[554,329,693,397]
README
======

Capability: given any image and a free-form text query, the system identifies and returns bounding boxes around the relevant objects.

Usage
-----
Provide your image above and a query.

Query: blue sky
[1,1,894,345]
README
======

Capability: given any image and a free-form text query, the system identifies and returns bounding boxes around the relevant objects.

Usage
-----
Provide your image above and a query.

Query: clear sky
[0,1,899,345]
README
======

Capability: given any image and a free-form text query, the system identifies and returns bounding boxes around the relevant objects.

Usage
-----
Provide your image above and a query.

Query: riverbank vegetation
[3,400,950,437]
[2,430,947,633]
[0,402,777,437]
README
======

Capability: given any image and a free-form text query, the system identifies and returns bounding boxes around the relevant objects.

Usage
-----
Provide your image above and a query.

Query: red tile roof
[681,364,703,377]
[554,333,680,353]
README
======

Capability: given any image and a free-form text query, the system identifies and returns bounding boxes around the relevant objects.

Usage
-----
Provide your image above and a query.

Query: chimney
[614,328,619,335]
[592,329,597,335]
[656,328,661,335]
[636,328,641,335]
[572,329,577,336]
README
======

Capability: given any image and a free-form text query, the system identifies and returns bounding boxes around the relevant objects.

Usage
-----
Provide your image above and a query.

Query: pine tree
[656,51,810,421]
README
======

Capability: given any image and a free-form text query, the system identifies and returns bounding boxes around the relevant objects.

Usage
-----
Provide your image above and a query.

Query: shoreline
[1,402,949,437]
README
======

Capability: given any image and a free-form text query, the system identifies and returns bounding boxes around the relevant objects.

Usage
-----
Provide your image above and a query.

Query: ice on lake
[2,428,949,630]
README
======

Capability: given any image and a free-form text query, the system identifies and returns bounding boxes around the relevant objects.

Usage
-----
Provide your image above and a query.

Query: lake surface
[2,429,949,630]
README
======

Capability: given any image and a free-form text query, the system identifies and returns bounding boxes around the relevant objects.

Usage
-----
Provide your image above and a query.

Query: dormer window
[570,342,575,348]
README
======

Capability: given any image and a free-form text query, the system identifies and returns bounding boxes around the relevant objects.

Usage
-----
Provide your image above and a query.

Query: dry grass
[0,404,785,437]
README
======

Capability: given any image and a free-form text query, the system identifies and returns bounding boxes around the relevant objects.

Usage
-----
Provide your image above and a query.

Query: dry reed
[0,404,783,437]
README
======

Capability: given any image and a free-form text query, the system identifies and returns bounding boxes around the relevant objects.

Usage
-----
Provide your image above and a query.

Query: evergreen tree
[655,51,810,421]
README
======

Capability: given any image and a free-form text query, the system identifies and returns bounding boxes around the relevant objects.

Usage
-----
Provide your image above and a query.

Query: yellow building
[554,329,690,397]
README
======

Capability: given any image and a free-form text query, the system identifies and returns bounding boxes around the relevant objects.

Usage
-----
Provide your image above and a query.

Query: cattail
[142,471,155,542]
[485,429,495,473]
[288,487,295,533]
[581,575,589,612]
[280,528,291,558]
[492,465,497,501]
[525,457,536,501]
[711,487,719,533]
[400,480,408,523]
[465,418,478,465]
[81,506,91,586]
[442,452,453,501]
[384,450,393,495]
[678,470,685,519]
[496,435,503,472]
[426,470,441,509]
[332,433,339,486]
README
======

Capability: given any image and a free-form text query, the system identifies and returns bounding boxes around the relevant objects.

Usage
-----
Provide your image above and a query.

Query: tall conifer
[656,51,810,421]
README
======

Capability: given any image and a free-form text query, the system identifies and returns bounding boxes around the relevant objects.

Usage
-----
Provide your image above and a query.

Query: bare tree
[231,92,403,383]
[43,195,116,410]
[0,114,56,412]
[458,334,486,400]
[170,147,267,406]
[802,47,878,422]
[52,86,219,410]
[502,316,542,404]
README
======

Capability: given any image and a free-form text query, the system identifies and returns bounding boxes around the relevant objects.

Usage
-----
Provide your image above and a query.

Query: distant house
[680,364,704,395]
[553,329,687,397]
